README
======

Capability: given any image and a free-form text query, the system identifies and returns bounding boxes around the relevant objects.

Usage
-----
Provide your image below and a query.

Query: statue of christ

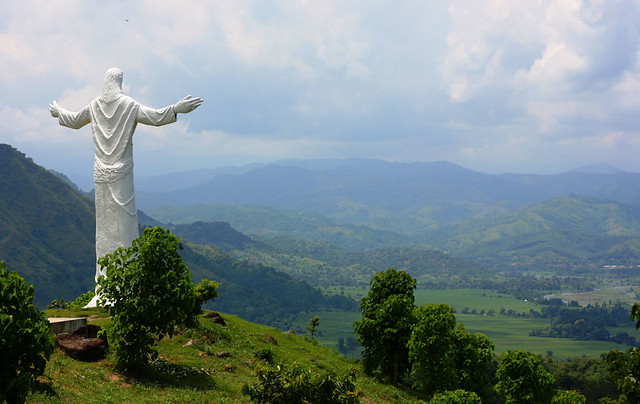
[49,68,203,307]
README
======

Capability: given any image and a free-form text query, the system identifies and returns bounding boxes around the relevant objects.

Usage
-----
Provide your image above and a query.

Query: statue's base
[84,294,101,308]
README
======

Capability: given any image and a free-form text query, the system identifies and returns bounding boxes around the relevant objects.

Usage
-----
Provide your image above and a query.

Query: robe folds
[57,95,176,305]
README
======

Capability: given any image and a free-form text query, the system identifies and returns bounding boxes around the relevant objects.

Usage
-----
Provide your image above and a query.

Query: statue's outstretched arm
[174,95,204,114]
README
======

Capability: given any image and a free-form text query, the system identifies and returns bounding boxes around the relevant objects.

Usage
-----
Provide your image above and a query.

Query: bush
[242,362,361,404]
[429,389,482,403]
[97,227,196,371]
[68,290,95,309]
[194,278,220,314]
[551,390,586,403]
[0,261,54,403]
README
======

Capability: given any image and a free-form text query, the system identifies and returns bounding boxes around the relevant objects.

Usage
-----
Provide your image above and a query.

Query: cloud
[1,0,640,185]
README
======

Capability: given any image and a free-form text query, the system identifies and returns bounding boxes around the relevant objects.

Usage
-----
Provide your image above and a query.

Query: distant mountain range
[137,159,640,237]
[5,141,640,312]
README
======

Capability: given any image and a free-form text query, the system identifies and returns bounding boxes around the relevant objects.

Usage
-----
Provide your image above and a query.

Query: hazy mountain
[146,204,418,251]
[571,163,624,174]
[137,159,640,236]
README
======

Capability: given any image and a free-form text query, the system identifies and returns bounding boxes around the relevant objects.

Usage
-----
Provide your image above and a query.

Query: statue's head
[100,68,123,102]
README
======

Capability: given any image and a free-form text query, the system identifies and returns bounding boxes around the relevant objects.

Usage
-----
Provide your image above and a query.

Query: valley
[3,143,640,361]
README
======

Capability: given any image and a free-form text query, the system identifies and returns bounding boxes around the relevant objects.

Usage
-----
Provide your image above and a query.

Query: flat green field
[304,288,636,359]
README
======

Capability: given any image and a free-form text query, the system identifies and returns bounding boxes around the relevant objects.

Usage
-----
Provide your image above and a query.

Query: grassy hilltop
[31,310,422,404]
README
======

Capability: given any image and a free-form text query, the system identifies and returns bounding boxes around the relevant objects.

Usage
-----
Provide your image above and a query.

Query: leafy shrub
[68,290,95,308]
[47,298,69,309]
[551,390,586,403]
[97,227,196,371]
[429,389,481,403]
[254,348,274,363]
[0,261,54,403]
[242,363,361,403]
[194,278,220,314]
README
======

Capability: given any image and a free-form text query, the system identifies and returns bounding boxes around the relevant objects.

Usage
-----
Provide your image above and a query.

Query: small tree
[408,303,457,394]
[194,278,220,314]
[494,350,555,404]
[307,315,320,339]
[354,268,416,384]
[97,227,196,371]
[0,261,54,403]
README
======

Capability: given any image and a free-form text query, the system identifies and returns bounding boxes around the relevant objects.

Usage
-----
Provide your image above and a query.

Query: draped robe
[56,95,176,306]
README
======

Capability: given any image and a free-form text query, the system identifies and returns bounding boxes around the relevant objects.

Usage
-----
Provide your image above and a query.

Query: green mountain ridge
[425,195,640,270]
[0,144,96,308]
[0,144,353,325]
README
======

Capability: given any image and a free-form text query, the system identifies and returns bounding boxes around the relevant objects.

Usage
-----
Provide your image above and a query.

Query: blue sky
[1,1,640,190]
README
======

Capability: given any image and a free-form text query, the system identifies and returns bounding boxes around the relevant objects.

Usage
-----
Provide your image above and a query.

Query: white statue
[49,68,203,307]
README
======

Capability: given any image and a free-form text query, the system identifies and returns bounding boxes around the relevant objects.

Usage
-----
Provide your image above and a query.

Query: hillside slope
[31,311,425,403]
[0,144,354,325]
[426,195,640,271]
[0,144,96,307]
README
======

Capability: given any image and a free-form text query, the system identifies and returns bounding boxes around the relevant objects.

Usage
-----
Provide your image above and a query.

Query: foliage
[0,261,54,403]
[494,350,556,404]
[544,356,618,402]
[408,303,457,394]
[450,326,495,396]
[241,362,362,404]
[551,389,586,403]
[307,315,320,339]
[97,227,196,370]
[68,290,95,309]
[193,278,220,314]
[429,389,481,403]
[530,304,636,346]
[607,347,640,402]
[182,242,353,330]
[606,303,640,402]
[408,304,494,396]
[46,297,69,309]
[354,268,416,384]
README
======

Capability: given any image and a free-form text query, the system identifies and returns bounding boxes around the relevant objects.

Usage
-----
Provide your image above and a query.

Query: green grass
[545,286,640,307]
[456,314,630,358]
[29,311,425,403]
[414,289,537,313]
[300,288,637,360]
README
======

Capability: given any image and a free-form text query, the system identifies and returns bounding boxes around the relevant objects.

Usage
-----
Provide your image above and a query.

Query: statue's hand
[174,95,204,114]
[49,101,60,118]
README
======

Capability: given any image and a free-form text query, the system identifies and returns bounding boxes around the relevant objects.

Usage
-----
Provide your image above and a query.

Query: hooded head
[99,68,123,102]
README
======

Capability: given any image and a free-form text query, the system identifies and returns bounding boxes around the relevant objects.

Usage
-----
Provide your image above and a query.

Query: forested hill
[0,144,96,308]
[424,195,640,271]
[0,144,354,325]
[164,221,491,289]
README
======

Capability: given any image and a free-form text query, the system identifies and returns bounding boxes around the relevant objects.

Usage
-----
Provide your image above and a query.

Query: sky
[1,0,640,190]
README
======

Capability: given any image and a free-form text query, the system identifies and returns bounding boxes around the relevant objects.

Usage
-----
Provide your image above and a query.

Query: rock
[223,363,234,372]
[262,334,278,345]
[285,329,296,335]
[215,351,231,358]
[183,339,200,347]
[56,324,107,361]
[203,311,227,326]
